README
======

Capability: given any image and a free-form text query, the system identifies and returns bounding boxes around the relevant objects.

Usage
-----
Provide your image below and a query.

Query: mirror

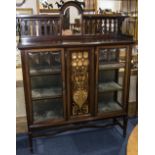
[62,5,82,36]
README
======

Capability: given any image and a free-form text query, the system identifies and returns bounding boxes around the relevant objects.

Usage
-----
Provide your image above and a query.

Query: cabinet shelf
[98,101,122,113]
[99,63,125,70]
[30,68,61,76]
[98,82,123,92]
[32,87,62,100]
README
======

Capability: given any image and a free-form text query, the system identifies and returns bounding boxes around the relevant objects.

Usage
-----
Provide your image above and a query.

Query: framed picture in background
[36,0,97,13]
[16,8,33,68]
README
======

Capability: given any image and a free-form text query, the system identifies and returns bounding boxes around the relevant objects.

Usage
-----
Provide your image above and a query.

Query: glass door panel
[28,52,61,75]
[33,98,64,123]
[27,49,65,123]
[31,75,62,99]
[98,69,125,92]
[97,47,127,114]
[98,92,123,113]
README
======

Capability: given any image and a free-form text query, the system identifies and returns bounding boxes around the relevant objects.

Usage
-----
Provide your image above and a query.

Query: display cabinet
[17,1,135,152]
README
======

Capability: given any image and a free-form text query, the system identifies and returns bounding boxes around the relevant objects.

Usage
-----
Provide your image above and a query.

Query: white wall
[98,0,121,12]
[16,86,26,117]
[16,0,37,14]
[16,68,26,117]
[16,0,37,117]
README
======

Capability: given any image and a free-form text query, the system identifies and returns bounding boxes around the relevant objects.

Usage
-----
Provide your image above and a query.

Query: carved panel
[71,51,89,116]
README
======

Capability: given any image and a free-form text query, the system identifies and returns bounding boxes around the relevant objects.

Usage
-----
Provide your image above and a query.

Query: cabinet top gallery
[16,1,135,50]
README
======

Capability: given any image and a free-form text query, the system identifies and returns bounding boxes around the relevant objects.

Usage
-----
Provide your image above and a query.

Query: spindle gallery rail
[83,15,124,35]
[16,14,129,41]
[16,15,61,37]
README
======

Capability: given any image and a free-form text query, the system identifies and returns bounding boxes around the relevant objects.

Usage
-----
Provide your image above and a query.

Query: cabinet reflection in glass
[31,75,62,99]
[99,48,126,64]
[98,92,123,112]
[33,99,64,122]
[28,51,61,75]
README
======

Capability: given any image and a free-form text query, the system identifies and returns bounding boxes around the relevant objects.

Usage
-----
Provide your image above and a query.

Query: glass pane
[28,51,61,75]
[98,69,124,92]
[97,47,126,113]
[98,92,123,113]
[31,75,62,99]
[33,98,64,122]
[99,48,126,65]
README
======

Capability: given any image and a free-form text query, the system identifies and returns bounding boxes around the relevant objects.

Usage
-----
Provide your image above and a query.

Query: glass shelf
[98,81,122,92]
[98,101,122,113]
[32,87,62,100]
[99,63,125,70]
[30,67,61,76]
[33,98,64,123]
[30,73,63,100]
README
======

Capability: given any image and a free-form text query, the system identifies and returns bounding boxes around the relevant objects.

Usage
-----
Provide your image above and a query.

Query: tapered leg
[123,116,128,137]
[113,118,117,124]
[28,132,33,153]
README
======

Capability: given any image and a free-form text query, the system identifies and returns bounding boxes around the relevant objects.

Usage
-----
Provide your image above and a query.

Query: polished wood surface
[127,125,138,155]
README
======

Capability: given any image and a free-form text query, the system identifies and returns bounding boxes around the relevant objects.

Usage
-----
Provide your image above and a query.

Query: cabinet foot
[123,116,128,137]
[113,118,117,124]
[28,132,33,153]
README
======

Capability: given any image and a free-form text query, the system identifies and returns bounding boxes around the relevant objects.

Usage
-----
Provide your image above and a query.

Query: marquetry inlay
[71,51,89,116]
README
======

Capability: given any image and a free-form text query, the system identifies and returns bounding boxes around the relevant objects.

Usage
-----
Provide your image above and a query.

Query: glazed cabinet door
[95,46,130,116]
[66,48,94,119]
[24,48,66,125]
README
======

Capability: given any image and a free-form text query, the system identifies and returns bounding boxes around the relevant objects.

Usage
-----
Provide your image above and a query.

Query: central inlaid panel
[70,51,89,116]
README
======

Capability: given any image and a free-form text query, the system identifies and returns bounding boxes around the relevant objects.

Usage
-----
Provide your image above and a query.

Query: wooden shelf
[99,63,125,70]
[32,87,62,100]
[98,81,123,92]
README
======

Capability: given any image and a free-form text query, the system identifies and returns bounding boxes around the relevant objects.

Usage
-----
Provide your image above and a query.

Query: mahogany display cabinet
[17,1,135,152]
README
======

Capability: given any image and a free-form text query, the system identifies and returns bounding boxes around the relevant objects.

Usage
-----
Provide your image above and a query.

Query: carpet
[16,117,138,155]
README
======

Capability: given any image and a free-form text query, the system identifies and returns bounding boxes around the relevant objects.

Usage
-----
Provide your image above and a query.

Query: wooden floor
[127,125,138,155]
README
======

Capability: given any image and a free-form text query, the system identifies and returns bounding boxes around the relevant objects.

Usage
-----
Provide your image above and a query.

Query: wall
[16,0,37,14]
[98,0,121,12]
[16,0,37,117]
[16,68,26,117]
